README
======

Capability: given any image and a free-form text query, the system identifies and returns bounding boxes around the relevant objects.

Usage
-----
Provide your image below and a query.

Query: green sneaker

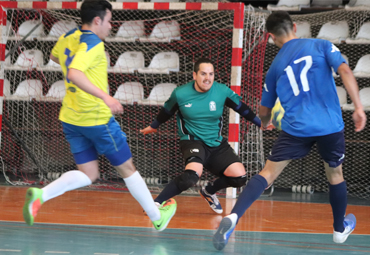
[23,188,44,226]
[153,198,177,231]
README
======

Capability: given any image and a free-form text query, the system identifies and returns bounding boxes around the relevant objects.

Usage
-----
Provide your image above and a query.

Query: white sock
[42,170,92,202]
[124,171,160,222]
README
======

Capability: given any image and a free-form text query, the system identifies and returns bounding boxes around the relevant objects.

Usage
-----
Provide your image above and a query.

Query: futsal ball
[271,100,284,130]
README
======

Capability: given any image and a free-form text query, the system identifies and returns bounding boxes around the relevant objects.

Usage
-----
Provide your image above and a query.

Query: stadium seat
[311,0,342,7]
[336,86,347,107]
[138,52,179,74]
[17,20,45,39]
[343,87,370,111]
[108,21,145,42]
[353,54,370,77]
[44,58,61,71]
[345,0,370,10]
[112,52,145,73]
[3,79,11,97]
[139,83,176,105]
[12,50,44,69]
[267,0,310,11]
[113,82,144,104]
[44,80,66,101]
[140,20,181,42]
[7,79,43,101]
[47,20,77,39]
[346,22,370,44]
[316,21,349,43]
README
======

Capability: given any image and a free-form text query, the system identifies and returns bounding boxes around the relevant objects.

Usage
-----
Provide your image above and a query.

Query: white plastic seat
[7,79,43,101]
[13,50,44,69]
[3,79,11,97]
[113,82,144,104]
[353,54,370,77]
[44,58,61,70]
[47,20,77,38]
[17,20,45,38]
[336,86,347,106]
[267,0,310,11]
[343,87,370,111]
[107,21,145,42]
[346,22,370,44]
[317,21,349,43]
[140,20,180,42]
[43,80,66,101]
[139,83,176,106]
[345,0,370,10]
[311,0,342,6]
[138,52,179,74]
[112,52,144,73]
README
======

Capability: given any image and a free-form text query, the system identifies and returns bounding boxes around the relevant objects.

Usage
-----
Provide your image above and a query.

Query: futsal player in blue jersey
[213,11,367,250]
[22,0,176,231]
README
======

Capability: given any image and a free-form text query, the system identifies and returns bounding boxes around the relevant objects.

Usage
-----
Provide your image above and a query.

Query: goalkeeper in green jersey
[141,58,267,214]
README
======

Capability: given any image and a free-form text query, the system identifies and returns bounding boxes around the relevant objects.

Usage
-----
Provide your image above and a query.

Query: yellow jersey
[51,28,111,126]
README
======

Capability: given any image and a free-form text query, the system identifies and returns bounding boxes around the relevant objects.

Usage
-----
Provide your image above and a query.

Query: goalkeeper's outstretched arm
[140,105,178,135]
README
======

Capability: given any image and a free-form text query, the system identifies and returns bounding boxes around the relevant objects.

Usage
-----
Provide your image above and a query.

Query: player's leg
[154,140,205,204]
[317,130,355,243]
[200,139,246,214]
[100,117,176,231]
[213,131,313,250]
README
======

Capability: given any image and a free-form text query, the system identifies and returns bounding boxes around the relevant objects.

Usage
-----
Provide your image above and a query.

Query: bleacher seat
[311,0,342,7]
[44,58,61,70]
[267,0,310,11]
[138,52,179,74]
[112,52,144,73]
[140,20,180,42]
[138,83,176,105]
[17,20,45,38]
[12,50,44,69]
[43,80,66,101]
[316,21,348,43]
[108,21,145,42]
[47,20,77,39]
[7,79,43,101]
[345,0,370,10]
[343,87,370,111]
[353,54,370,77]
[113,82,144,104]
[336,86,347,107]
[3,79,11,97]
[346,22,370,44]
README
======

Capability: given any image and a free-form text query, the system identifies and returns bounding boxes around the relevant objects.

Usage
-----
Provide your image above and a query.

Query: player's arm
[337,63,367,132]
[140,90,179,135]
[225,98,261,127]
[67,69,123,115]
[259,105,273,129]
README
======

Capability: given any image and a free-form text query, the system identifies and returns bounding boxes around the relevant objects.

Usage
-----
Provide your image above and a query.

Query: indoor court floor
[0,186,369,255]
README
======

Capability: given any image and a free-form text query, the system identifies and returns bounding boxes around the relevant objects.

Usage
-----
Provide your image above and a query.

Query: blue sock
[231,175,268,219]
[329,181,347,233]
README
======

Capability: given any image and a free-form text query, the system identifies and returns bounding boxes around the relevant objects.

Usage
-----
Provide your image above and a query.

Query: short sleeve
[261,68,278,108]
[323,40,346,73]
[69,42,103,73]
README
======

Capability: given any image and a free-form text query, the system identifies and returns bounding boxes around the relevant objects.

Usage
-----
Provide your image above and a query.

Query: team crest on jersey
[209,101,216,111]
[331,44,340,53]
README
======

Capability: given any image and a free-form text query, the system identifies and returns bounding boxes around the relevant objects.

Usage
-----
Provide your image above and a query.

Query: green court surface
[0,222,369,255]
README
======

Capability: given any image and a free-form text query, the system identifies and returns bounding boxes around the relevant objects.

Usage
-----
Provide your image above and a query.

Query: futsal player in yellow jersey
[22,0,176,231]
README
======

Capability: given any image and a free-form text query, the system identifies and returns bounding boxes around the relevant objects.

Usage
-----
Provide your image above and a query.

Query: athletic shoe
[153,198,177,231]
[213,213,238,250]
[333,213,356,243]
[23,187,44,226]
[143,202,161,216]
[199,187,223,214]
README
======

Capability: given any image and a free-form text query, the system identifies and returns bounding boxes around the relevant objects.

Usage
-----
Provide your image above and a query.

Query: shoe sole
[23,189,35,226]
[213,217,233,251]
[156,205,177,232]
[199,190,223,214]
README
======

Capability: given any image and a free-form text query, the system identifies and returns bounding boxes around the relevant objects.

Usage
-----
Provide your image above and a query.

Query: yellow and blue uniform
[52,28,131,165]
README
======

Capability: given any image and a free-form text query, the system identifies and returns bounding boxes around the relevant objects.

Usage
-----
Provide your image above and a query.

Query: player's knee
[174,170,199,191]
[185,156,203,165]
[224,175,247,188]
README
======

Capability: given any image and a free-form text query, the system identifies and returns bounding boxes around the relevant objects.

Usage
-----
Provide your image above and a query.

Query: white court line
[94,253,119,255]
[45,252,70,254]
[0,249,21,252]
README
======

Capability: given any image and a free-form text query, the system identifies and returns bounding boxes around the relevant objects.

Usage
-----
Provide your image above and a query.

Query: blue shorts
[268,129,345,168]
[62,117,132,166]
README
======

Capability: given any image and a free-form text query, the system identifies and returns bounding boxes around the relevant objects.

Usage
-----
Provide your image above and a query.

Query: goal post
[0,2,267,194]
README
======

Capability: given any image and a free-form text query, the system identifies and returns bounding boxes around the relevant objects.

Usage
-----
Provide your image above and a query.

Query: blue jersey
[262,38,346,137]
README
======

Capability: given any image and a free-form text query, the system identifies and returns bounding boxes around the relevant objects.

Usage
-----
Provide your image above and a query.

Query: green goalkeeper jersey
[163,81,241,147]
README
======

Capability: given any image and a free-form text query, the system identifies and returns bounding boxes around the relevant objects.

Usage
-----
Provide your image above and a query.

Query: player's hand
[140,126,157,135]
[103,95,123,115]
[353,108,366,132]
[261,122,275,131]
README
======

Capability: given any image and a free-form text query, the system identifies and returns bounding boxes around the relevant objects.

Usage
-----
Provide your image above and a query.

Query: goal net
[0,2,267,194]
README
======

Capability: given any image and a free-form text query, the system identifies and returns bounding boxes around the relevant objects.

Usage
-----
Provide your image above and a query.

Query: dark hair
[80,0,112,25]
[266,11,294,37]
[193,57,213,73]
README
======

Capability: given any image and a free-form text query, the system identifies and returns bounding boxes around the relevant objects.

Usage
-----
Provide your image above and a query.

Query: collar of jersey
[79,27,94,34]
